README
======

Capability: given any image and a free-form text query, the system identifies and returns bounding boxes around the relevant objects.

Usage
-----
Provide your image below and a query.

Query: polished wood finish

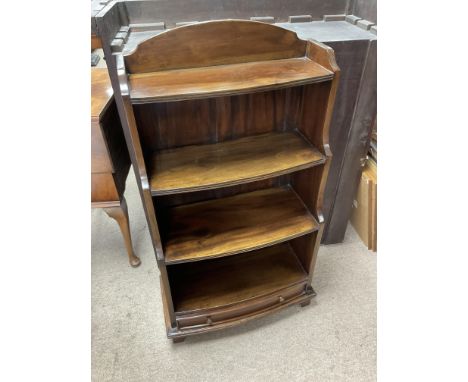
[150,132,325,195]
[162,187,319,264]
[124,20,308,73]
[95,3,377,250]
[167,286,313,339]
[129,57,333,103]
[91,69,114,121]
[167,244,307,312]
[132,87,306,152]
[91,173,120,203]
[165,244,314,338]
[106,20,338,339]
[91,68,140,267]
[104,197,141,267]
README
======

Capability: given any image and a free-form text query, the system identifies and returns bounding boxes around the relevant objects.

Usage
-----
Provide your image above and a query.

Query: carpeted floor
[92,170,376,382]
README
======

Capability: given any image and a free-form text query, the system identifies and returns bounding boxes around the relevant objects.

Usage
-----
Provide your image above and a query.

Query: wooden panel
[162,187,319,264]
[91,68,113,119]
[128,57,333,103]
[324,39,376,243]
[154,177,284,209]
[320,39,371,243]
[150,132,325,195]
[98,101,132,195]
[91,173,119,203]
[124,20,307,73]
[176,282,307,328]
[291,162,327,222]
[133,99,215,151]
[350,0,377,23]
[91,120,113,173]
[167,243,308,312]
[123,0,349,27]
[299,81,332,154]
[243,91,283,136]
[133,89,294,152]
[91,34,102,50]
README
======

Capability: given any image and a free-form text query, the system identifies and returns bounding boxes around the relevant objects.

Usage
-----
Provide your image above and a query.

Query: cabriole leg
[104,197,141,267]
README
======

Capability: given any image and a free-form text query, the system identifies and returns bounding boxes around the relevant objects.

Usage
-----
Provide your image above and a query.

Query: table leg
[104,197,141,267]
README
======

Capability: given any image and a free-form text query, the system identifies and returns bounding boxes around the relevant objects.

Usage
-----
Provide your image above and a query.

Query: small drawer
[176,282,307,329]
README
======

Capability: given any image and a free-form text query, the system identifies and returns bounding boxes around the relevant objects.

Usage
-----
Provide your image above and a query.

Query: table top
[91,68,113,119]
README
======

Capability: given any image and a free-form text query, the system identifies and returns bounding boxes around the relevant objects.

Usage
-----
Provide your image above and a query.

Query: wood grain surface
[91,173,119,203]
[129,57,333,103]
[167,243,308,312]
[95,14,340,338]
[162,187,319,264]
[150,132,325,195]
[124,20,307,73]
[91,68,114,120]
[132,87,305,152]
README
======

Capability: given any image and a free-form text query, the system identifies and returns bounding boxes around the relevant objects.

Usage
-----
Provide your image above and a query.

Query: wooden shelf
[150,131,325,196]
[162,187,319,264]
[114,19,340,340]
[129,57,333,103]
[168,243,308,313]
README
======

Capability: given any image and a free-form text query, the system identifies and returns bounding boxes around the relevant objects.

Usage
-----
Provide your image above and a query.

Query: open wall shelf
[115,20,339,341]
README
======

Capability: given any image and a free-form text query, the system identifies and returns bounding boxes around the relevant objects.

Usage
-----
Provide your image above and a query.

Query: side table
[91,68,140,267]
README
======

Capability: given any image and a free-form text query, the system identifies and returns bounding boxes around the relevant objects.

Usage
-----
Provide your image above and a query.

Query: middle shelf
[160,187,319,264]
[149,131,325,196]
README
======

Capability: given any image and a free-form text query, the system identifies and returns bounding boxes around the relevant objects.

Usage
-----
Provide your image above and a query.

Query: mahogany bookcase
[114,20,339,341]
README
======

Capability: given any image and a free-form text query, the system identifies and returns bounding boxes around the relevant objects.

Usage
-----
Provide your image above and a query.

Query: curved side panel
[124,19,307,73]
[306,39,340,157]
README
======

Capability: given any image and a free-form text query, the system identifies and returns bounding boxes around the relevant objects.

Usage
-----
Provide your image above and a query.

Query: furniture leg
[300,300,311,307]
[104,197,141,267]
[172,337,186,343]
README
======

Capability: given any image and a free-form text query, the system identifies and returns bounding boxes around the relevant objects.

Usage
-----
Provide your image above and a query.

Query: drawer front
[91,173,120,203]
[176,282,307,329]
[91,120,114,173]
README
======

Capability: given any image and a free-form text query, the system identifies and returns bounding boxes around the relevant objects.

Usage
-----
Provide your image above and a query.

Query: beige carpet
[92,170,376,382]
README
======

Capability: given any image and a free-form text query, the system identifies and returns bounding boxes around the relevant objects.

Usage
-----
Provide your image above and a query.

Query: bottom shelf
[168,243,308,313]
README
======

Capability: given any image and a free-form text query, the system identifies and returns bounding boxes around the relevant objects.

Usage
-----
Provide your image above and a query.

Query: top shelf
[128,57,333,103]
